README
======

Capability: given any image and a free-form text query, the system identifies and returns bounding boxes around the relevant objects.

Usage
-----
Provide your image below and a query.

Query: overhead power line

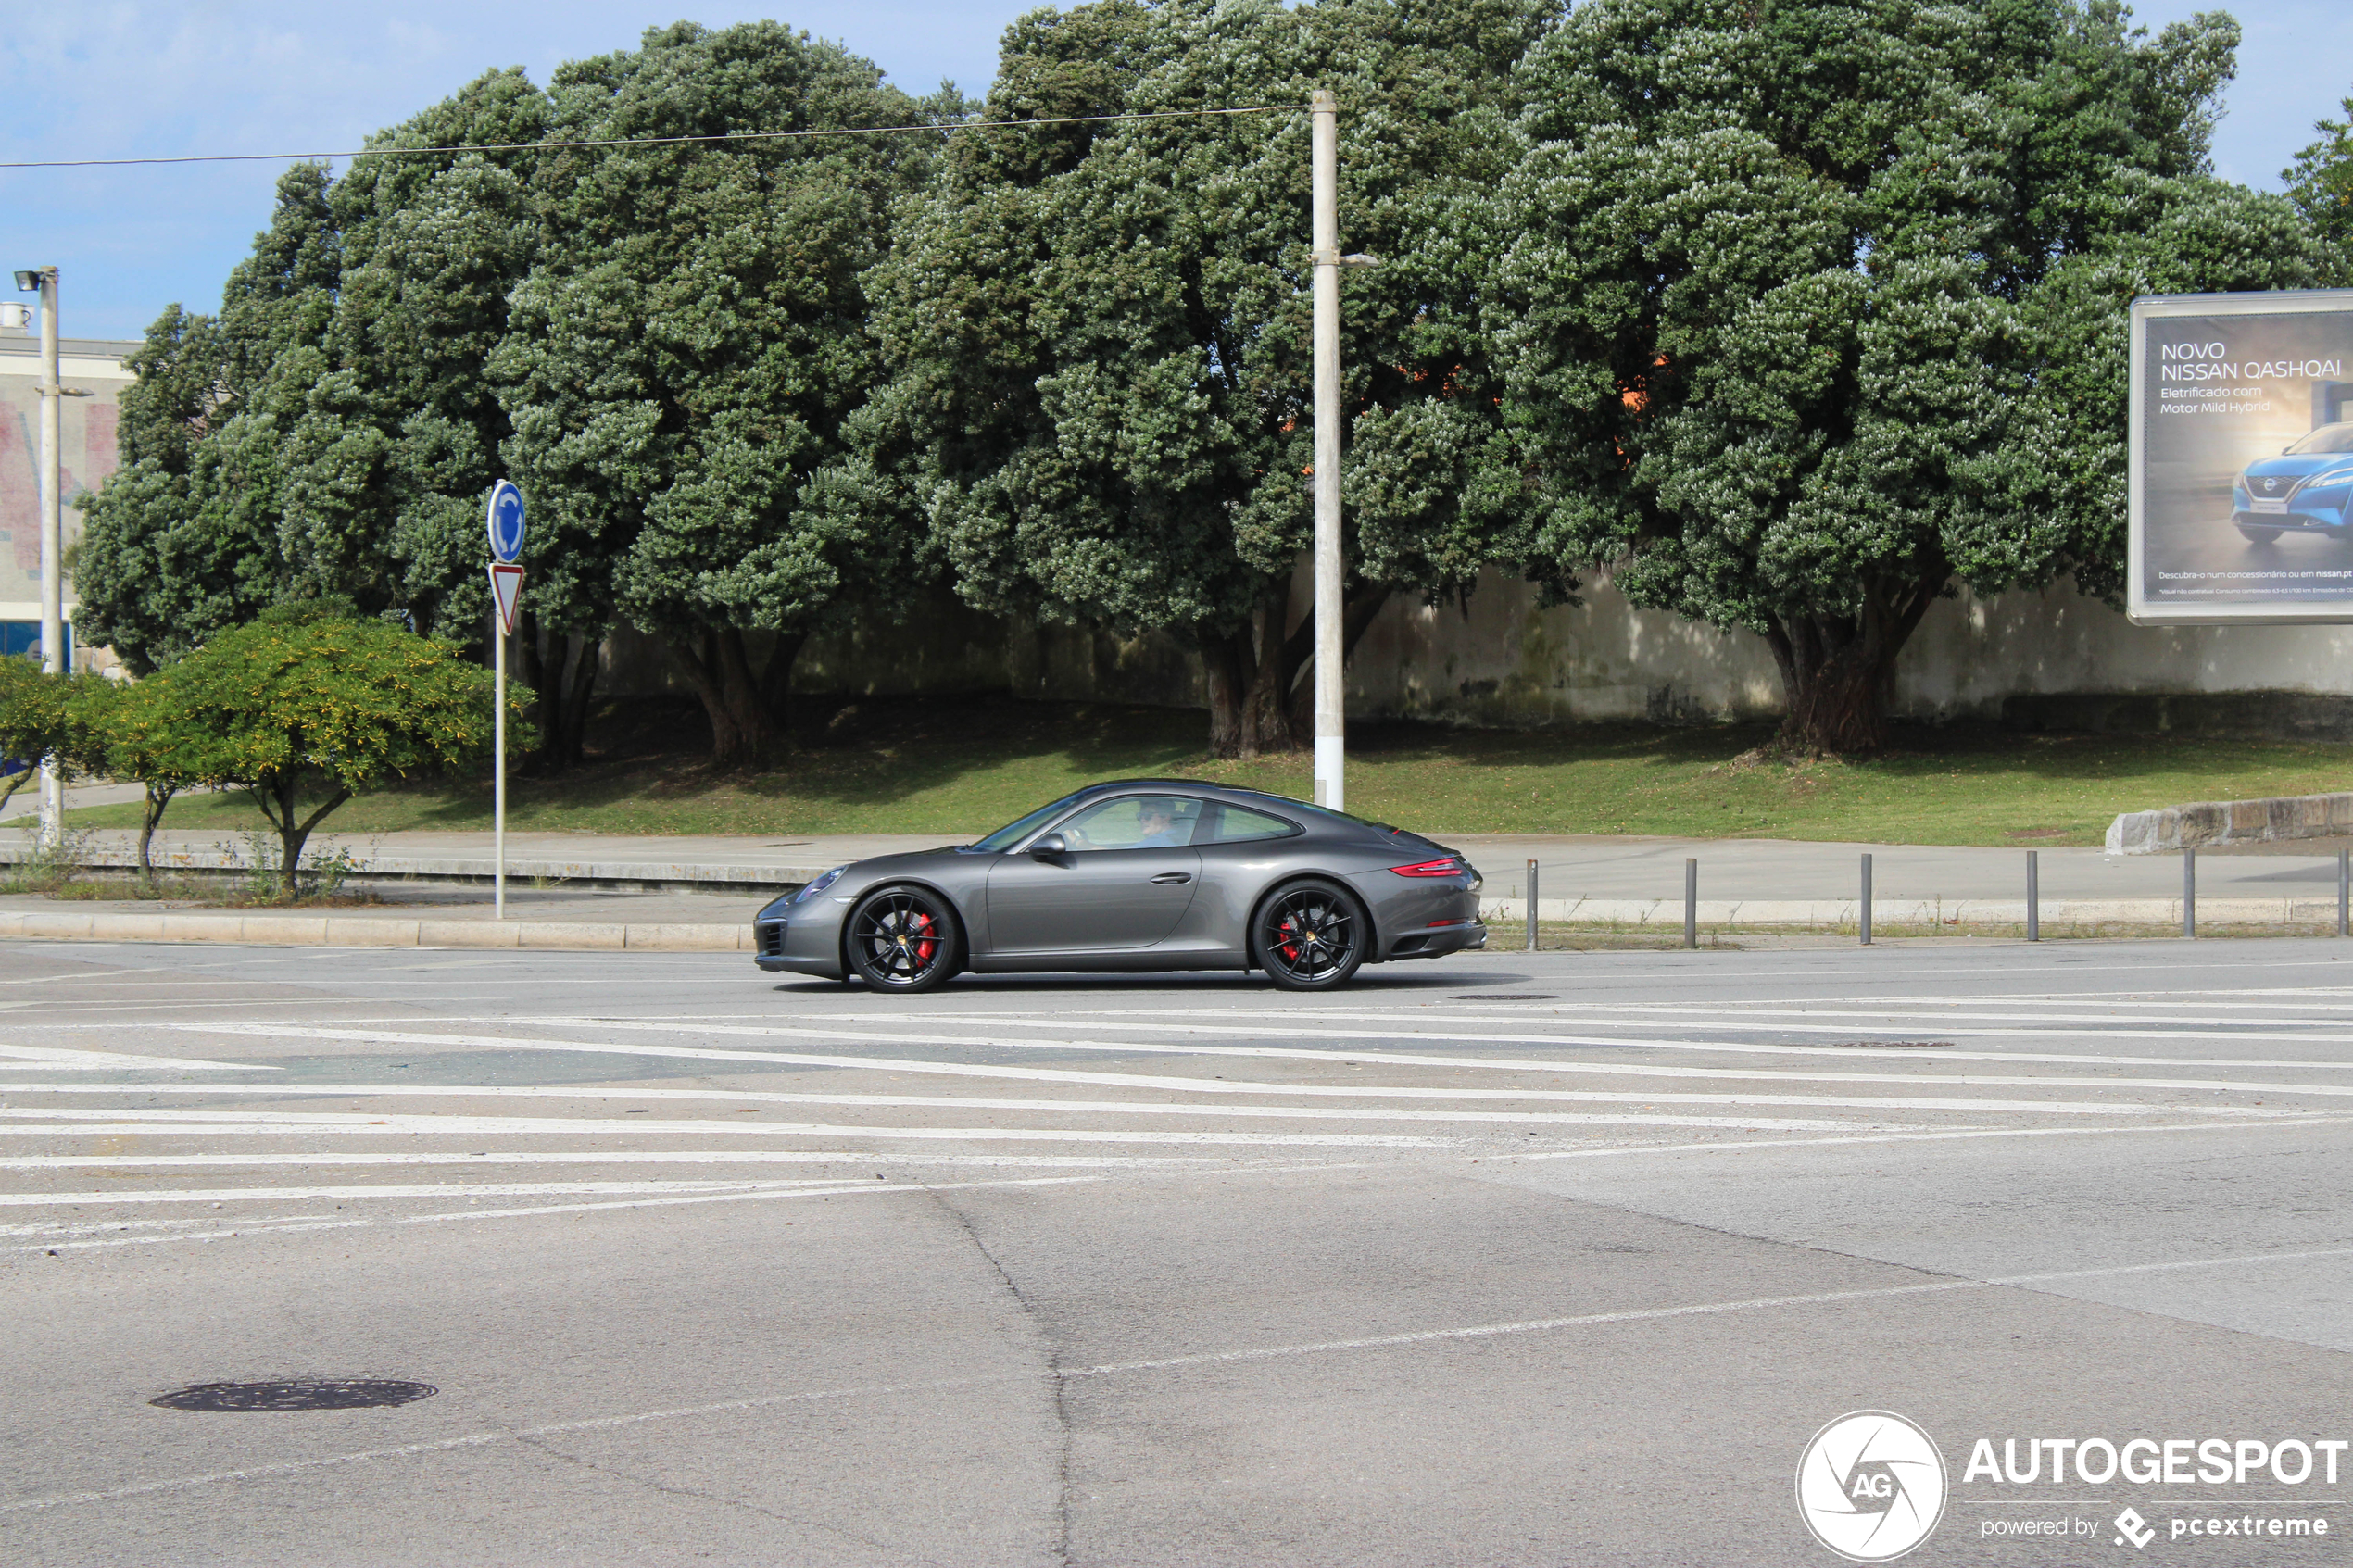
[0,106,1289,171]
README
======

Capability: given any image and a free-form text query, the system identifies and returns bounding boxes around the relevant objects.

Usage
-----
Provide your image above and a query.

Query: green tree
[2287,92,2353,258]
[69,673,202,878]
[74,166,346,671]
[865,0,1548,757]
[1489,0,2327,754]
[162,608,521,893]
[493,21,958,766]
[0,658,87,814]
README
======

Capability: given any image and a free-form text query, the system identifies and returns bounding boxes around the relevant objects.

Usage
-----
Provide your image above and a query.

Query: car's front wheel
[2238,522,2281,543]
[845,885,962,993]
[1252,879,1367,991]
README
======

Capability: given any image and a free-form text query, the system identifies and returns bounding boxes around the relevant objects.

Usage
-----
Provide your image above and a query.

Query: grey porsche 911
[751,780,1487,992]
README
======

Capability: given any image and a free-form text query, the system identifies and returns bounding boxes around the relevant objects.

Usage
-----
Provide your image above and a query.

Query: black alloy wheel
[1252,880,1366,991]
[846,885,962,993]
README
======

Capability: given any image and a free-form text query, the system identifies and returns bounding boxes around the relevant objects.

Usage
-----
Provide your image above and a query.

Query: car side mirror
[1028,833,1067,856]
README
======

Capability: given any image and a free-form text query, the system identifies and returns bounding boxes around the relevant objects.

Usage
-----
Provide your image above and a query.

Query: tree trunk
[1244,588,1298,754]
[1281,582,1392,740]
[137,783,176,878]
[664,628,783,769]
[1200,629,1251,759]
[1763,571,1946,757]
[534,631,600,771]
[250,774,348,897]
[561,633,600,769]
[759,630,808,743]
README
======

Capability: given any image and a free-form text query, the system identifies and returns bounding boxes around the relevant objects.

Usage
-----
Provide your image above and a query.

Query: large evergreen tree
[493,21,956,766]
[864,0,1548,757]
[1489,0,2329,754]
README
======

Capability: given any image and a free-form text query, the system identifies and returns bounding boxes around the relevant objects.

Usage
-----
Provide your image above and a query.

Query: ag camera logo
[1796,1411,1948,1561]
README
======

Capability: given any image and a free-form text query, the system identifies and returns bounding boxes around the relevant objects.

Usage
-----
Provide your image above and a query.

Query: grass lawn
[66,694,2353,847]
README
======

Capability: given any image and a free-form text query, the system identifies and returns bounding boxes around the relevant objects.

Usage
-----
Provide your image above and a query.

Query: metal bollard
[1859,852,1873,947]
[2026,849,2039,943]
[1684,857,1698,949]
[2339,848,2348,939]
[1526,859,1539,952]
[2183,846,2196,938]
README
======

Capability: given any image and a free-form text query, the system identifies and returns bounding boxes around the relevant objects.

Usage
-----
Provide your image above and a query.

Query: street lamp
[15,266,61,847]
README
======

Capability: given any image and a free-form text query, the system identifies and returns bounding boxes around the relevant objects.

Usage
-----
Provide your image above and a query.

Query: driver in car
[1133,801,1183,848]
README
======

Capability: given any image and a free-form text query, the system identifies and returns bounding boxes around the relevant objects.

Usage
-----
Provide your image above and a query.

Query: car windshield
[2284,424,2353,455]
[970,792,1088,852]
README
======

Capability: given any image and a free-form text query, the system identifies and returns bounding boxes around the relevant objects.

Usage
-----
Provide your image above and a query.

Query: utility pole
[1309,90,1343,811]
[15,268,63,849]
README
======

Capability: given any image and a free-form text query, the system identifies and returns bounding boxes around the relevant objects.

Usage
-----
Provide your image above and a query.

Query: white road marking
[0,1085,1923,1134]
[170,1010,2353,1110]
[0,1073,2169,1117]
[19,1235,2353,1517]
[0,1110,1450,1148]
[0,1043,271,1072]
[7,1173,1108,1251]
[0,1151,1232,1173]
[1506,1117,2352,1160]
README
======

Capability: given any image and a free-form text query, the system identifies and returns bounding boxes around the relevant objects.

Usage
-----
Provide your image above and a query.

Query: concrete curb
[0,910,749,952]
[0,841,819,894]
[2106,792,2353,855]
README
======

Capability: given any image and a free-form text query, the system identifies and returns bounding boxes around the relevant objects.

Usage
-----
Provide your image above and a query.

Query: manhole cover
[150,1379,437,1412]
[1453,993,1559,1001]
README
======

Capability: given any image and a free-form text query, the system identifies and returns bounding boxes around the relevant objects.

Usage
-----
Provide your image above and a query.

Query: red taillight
[1390,859,1464,877]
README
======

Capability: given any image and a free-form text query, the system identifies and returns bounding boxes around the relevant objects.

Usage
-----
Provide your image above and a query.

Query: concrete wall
[625,565,2353,734]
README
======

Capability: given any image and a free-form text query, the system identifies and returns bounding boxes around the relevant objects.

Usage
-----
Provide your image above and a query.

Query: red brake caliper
[911,911,936,964]
[1278,915,1300,963]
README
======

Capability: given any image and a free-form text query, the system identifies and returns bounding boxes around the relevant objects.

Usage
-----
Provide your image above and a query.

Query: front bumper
[751,897,852,980]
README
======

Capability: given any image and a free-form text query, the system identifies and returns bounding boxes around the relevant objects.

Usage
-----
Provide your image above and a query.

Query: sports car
[751,780,1487,992]
[2234,422,2353,540]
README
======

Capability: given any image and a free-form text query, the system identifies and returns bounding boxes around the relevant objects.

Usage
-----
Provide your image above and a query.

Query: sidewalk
[0,825,2340,950]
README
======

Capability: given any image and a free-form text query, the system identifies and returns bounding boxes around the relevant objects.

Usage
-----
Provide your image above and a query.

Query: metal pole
[1859,852,1873,946]
[1309,88,1344,812]
[494,611,506,920]
[2339,847,2347,939]
[35,268,61,850]
[2026,849,2039,943]
[1524,859,1538,952]
[2183,846,2196,939]
[1684,857,1697,949]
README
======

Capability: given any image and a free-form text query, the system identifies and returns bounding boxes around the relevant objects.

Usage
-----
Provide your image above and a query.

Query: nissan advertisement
[2130,287,2353,624]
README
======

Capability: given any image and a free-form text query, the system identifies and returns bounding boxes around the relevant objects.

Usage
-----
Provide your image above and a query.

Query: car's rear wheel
[1252,880,1367,991]
[845,885,962,993]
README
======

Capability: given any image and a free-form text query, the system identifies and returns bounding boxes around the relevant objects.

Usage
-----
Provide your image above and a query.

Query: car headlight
[795,865,849,904]
[2309,468,2353,494]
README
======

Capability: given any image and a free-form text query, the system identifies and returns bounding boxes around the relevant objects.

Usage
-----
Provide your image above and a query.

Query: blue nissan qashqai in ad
[2236,422,2353,541]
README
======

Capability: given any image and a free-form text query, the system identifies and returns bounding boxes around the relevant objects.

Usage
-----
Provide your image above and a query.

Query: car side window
[1203,804,1298,844]
[1058,795,1203,851]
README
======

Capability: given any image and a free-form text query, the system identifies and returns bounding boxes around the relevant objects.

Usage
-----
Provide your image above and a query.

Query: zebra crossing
[2,973,2349,1254]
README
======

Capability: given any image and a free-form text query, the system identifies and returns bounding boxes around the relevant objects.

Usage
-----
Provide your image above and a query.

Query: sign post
[485,481,526,920]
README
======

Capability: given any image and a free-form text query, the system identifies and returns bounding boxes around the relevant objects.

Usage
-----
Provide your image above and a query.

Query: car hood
[2242,453,2353,483]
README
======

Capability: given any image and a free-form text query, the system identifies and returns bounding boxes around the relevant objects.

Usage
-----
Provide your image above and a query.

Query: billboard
[2129,288,2353,624]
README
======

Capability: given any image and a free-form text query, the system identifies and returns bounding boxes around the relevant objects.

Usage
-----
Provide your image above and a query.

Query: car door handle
[1149,872,1193,884]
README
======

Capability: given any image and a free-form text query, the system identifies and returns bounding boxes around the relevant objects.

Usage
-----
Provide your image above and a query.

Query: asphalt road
[6,938,2353,1565]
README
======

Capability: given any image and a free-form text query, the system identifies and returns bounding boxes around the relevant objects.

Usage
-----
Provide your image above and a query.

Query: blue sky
[0,2,2346,342]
